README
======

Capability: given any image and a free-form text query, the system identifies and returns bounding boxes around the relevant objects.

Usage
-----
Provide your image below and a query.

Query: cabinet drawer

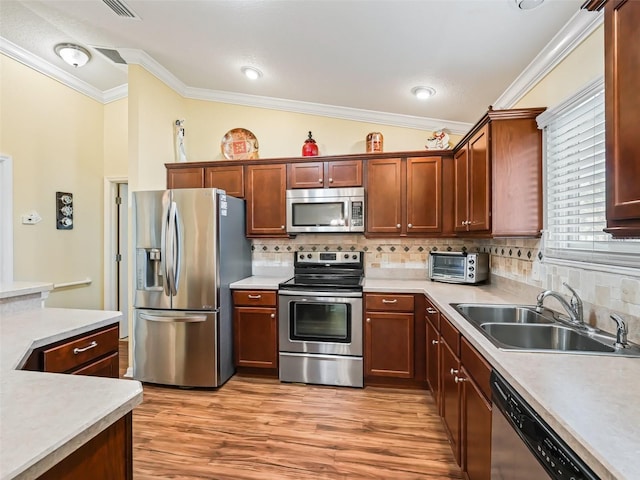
[440,316,460,356]
[71,352,119,378]
[43,325,119,374]
[365,293,414,312]
[461,337,491,401]
[425,297,440,330]
[233,290,277,307]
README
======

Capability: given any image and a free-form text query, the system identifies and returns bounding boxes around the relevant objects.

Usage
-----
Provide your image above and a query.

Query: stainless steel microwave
[286,187,365,234]
[429,251,489,284]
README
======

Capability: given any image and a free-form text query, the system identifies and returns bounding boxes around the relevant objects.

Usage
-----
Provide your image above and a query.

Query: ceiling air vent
[94,47,127,65]
[102,0,139,19]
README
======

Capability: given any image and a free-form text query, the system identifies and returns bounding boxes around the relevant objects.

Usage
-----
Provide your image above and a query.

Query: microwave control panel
[351,201,364,227]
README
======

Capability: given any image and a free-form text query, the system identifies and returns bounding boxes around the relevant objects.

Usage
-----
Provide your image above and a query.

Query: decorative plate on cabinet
[221,128,259,160]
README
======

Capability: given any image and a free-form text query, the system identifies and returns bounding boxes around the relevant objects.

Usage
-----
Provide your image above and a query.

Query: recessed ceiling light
[411,86,436,100]
[515,0,544,10]
[241,66,262,80]
[54,43,91,68]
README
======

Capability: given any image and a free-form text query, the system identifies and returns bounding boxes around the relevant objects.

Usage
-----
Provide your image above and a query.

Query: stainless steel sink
[480,323,616,353]
[453,304,554,325]
[451,303,640,357]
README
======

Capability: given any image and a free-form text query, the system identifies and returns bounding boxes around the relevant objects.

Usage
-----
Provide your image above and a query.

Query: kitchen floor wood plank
[121,342,461,479]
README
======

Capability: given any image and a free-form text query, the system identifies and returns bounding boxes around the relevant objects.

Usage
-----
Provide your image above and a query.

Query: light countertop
[0,282,52,300]
[0,308,143,480]
[232,276,639,480]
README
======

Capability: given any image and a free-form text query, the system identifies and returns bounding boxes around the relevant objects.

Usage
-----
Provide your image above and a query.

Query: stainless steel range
[278,251,364,388]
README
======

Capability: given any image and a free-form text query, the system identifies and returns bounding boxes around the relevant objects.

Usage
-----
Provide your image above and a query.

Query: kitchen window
[537,77,640,273]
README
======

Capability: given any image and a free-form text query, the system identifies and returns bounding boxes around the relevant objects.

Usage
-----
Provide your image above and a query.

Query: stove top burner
[279,250,365,293]
[279,274,363,292]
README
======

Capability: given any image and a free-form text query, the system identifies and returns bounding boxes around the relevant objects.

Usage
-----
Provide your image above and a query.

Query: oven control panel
[295,251,363,265]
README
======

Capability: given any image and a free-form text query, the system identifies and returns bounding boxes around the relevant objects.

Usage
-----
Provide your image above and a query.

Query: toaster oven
[429,251,489,284]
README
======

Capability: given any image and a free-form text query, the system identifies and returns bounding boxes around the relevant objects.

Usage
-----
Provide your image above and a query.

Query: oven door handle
[278,289,363,298]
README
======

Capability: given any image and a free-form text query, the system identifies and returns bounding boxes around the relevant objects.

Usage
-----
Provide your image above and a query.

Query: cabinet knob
[366,318,371,323]
[318,178,323,183]
[270,313,275,319]
[450,368,459,375]
[396,224,401,228]
[454,376,467,383]
[408,223,413,228]
[461,221,466,226]
[431,340,439,345]
[329,178,333,183]
[281,225,285,229]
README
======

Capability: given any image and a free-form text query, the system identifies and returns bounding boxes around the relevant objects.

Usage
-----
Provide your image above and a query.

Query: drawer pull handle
[248,294,262,299]
[382,299,398,304]
[426,308,437,314]
[73,341,98,355]
[431,340,439,345]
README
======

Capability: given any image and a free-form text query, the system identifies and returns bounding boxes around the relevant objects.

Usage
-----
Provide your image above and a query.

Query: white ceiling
[0,0,590,129]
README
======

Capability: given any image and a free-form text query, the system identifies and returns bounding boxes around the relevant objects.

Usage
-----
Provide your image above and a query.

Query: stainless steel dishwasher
[490,371,600,480]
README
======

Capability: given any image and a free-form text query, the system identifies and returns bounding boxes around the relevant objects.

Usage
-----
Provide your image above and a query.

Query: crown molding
[183,86,473,135]
[493,9,604,109]
[0,37,107,103]
[117,48,187,96]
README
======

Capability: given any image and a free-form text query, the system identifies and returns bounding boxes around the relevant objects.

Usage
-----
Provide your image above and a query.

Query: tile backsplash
[251,234,640,343]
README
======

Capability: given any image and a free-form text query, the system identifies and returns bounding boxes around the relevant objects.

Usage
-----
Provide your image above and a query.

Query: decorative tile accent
[287,246,292,251]
[517,249,521,257]
[527,250,532,259]
[538,251,543,260]
[404,246,410,252]
[312,246,317,251]
[418,246,424,252]
[501,249,505,255]
[251,245,256,251]
[337,246,343,251]
[432,246,438,251]
[376,246,382,252]
[390,246,396,252]
[363,246,369,252]
[350,246,356,251]
[262,245,268,251]
[274,246,280,251]
[446,246,452,252]
[509,249,513,256]
[461,246,467,253]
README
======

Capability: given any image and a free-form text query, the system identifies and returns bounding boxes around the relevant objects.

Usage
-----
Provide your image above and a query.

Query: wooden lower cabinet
[364,293,426,388]
[440,335,462,464]
[232,290,278,371]
[462,365,492,480]
[37,413,132,480]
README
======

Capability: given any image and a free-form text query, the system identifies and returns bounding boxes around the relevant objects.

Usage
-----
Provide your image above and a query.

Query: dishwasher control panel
[491,371,600,480]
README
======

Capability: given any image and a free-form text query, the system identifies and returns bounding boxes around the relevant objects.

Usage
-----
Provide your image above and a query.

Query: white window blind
[537,77,640,270]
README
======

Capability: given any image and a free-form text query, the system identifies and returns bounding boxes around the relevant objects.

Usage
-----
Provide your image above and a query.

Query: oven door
[278,291,363,356]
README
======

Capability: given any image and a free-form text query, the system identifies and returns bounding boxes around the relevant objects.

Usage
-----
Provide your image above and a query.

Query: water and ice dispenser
[136,248,164,291]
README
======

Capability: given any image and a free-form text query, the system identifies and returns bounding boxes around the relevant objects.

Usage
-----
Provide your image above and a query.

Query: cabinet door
[205,165,244,198]
[326,160,363,187]
[468,125,491,232]
[426,319,440,404]
[462,368,492,480]
[166,167,204,189]
[453,147,469,233]
[366,158,403,234]
[440,339,461,465]
[245,164,288,237]
[604,0,640,237]
[406,156,442,234]
[365,312,414,378]
[233,307,278,368]
[287,162,324,189]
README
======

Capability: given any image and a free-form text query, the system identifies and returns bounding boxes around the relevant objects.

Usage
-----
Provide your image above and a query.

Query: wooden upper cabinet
[406,157,442,234]
[245,164,288,237]
[454,124,490,234]
[287,160,363,188]
[166,167,204,189]
[366,156,443,236]
[602,0,640,237]
[287,162,325,189]
[366,158,404,234]
[205,165,244,198]
[452,107,544,237]
[326,160,363,187]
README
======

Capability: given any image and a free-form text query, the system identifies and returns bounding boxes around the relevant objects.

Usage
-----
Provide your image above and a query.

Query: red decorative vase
[302,131,319,156]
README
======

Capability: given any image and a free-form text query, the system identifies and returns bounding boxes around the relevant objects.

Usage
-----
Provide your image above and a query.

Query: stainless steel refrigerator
[132,188,251,387]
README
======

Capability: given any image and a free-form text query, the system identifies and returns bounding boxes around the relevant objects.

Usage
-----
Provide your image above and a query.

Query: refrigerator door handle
[161,198,172,297]
[172,202,182,294]
[139,312,207,323]
[167,201,178,296]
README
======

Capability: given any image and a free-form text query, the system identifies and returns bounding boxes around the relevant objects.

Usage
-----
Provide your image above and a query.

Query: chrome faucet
[610,314,628,348]
[536,282,584,326]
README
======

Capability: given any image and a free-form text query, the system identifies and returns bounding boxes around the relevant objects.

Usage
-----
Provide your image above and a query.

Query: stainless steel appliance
[429,251,489,284]
[286,187,365,234]
[132,188,251,388]
[490,371,599,480]
[278,251,364,387]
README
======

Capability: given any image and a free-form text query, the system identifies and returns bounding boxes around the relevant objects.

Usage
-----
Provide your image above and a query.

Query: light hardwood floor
[119,341,462,480]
